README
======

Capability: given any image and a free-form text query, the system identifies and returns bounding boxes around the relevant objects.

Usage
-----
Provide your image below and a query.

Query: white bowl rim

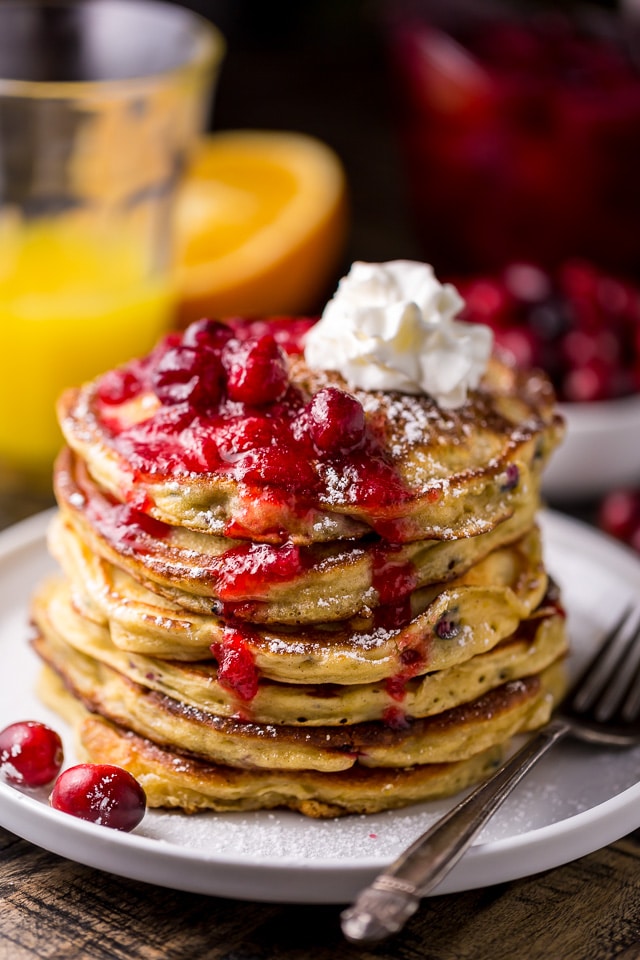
[559,393,640,432]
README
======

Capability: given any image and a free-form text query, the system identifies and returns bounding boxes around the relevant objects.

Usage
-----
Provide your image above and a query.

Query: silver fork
[341,606,640,946]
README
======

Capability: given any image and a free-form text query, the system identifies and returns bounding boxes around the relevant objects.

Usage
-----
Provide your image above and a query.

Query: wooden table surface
[1,822,639,960]
[2,3,640,957]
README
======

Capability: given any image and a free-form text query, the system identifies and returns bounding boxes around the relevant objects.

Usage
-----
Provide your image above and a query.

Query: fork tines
[567,606,640,725]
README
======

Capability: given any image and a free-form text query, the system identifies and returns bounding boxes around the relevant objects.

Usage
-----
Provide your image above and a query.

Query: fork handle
[341,718,571,945]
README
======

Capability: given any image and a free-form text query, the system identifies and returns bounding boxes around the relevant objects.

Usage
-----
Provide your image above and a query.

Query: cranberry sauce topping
[370,543,418,606]
[92,316,413,516]
[459,260,640,403]
[384,646,425,704]
[151,343,223,412]
[211,627,260,702]
[374,596,414,631]
[223,334,289,405]
[385,674,408,702]
[63,454,313,600]
[538,577,566,619]
[63,455,172,560]
[212,540,307,600]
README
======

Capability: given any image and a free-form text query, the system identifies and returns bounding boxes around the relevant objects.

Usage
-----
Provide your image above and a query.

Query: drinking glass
[0,0,224,510]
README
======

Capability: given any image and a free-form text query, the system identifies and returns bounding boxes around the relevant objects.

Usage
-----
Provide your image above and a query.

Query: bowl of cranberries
[459,260,640,501]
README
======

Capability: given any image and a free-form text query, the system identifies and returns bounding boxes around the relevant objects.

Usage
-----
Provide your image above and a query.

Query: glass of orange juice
[0,0,224,505]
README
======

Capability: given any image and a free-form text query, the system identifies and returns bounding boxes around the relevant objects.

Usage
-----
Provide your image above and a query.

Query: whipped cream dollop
[304,260,493,408]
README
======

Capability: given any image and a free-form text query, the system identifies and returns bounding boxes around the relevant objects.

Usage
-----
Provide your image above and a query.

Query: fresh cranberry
[503,262,551,304]
[570,293,603,334]
[435,615,460,640]
[562,329,619,368]
[215,540,304,599]
[560,260,599,302]
[596,275,632,317]
[0,721,64,787]
[151,344,223,412]
[223,335,289,405]
[307,386,366,455]
[50,764,146,831]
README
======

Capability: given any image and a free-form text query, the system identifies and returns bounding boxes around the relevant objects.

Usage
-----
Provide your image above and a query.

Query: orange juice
[0,220,174,474]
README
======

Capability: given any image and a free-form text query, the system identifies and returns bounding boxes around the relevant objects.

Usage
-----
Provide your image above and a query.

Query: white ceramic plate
[543,394,640,500]
[1,509,640,905]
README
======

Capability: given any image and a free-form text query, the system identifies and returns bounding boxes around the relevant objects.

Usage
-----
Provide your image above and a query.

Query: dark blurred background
[175,0,627,275]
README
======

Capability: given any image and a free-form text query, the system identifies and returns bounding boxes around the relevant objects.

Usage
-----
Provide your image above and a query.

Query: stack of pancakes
[31,315,567,817]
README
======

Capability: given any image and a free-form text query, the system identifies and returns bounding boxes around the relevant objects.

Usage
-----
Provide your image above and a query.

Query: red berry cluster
[0,720,146,832]
[459,261,640,403]
[97,317,372,478]
[152,323,292,411]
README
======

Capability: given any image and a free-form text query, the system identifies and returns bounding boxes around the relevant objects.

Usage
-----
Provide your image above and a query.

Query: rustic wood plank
[393,834,640,960]
[1,827,639,960]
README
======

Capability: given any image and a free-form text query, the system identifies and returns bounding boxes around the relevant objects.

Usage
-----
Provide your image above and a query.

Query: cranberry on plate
[0,720,64,788]
[50,763,147,832]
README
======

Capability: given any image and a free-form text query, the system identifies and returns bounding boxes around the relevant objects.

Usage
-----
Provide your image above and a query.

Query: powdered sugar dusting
[139,738,640,861]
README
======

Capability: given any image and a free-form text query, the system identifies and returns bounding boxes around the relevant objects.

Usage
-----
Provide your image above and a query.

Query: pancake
[54,446,541,624]
[32,296,567,818]
[39,665,507,817]
[34,576,568,725]
[47,522,549,684]
[57,317,564,545]
[32,619,566,773]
